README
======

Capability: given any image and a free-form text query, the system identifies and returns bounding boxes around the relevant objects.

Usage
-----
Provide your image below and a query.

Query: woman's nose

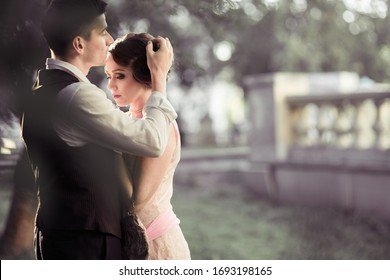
[107,78,116,90]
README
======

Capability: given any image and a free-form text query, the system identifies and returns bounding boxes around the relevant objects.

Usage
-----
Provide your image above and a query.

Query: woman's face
[105,53,146,107]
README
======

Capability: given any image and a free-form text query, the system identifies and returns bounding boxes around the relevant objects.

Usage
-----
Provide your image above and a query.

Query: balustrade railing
[286,90,390,166]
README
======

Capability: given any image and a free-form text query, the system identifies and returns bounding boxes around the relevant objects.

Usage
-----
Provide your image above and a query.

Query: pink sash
[146,208,180,241]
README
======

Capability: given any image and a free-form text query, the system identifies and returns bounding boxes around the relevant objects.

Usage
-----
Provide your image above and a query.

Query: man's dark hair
[42,0,107,57]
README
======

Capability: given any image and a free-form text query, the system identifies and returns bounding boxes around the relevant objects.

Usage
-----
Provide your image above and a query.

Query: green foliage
[107,0,390,87]
[0,0,48,121]
[269,0,390,81]
[2,0,390,120]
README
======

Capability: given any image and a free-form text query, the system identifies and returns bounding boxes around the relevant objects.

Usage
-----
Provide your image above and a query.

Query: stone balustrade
[243,72,390,221]
[286,90,390,167]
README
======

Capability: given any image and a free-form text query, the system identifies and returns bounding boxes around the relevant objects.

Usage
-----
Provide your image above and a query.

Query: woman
[105,32,191,260]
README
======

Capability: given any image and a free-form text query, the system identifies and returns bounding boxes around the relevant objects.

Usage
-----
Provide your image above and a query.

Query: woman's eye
[116,74,125,80]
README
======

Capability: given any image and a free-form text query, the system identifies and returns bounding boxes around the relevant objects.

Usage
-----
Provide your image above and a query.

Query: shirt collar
[45,58,91,84]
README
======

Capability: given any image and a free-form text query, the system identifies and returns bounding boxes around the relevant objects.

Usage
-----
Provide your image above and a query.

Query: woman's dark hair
[108,33,162,88]
[42,0,107,57]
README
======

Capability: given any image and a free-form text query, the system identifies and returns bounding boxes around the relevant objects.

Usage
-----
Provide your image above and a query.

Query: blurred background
[1,0,390,259]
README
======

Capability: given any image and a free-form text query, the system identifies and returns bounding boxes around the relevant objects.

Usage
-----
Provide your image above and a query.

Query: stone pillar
[243,72,361,163]
[243,74,276,162]
[243,73,309,162]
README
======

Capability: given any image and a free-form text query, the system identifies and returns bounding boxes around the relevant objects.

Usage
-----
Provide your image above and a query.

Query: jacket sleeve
[57,82,177,157]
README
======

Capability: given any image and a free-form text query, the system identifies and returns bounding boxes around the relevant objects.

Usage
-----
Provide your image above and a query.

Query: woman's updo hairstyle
[108,32,160,88]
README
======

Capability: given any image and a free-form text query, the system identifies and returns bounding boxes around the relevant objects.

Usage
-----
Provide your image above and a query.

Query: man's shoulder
[58,81,109,108]
[34,69,79,90]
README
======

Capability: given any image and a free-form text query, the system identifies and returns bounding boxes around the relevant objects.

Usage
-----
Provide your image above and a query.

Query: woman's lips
[113,94,121,99]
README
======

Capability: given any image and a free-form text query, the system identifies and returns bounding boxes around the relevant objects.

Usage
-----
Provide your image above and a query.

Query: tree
[231,0,390,84]
[0,0,47,259]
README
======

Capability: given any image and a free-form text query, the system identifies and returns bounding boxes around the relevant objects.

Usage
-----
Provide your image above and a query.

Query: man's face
[83,14,113,68]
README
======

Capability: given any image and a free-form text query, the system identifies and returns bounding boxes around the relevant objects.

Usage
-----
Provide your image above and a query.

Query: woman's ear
[72,36,84,54]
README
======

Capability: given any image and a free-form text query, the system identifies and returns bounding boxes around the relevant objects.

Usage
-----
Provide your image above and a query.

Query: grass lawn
[2,166,390,260]
[172,183,390,260]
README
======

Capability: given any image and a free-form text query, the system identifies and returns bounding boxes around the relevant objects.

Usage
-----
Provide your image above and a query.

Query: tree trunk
[0,147,37,259]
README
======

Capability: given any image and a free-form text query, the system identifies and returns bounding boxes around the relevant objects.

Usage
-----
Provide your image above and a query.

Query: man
[21,0,176,259]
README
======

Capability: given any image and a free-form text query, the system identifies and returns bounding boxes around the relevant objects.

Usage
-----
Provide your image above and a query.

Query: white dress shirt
[46,58,177,156]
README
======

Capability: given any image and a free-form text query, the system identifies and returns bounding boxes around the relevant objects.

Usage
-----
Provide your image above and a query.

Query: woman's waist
[142,206,180,242]
[135,204,172,225]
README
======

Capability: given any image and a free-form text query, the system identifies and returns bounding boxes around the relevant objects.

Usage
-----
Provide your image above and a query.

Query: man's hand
[146,36,173,94]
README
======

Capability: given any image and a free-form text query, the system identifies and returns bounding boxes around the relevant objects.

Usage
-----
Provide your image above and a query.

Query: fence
[242,72,390,221]
[287,90,390,166]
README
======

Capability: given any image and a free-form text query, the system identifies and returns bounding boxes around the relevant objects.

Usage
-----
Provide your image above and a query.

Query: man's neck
[51,54,90,76]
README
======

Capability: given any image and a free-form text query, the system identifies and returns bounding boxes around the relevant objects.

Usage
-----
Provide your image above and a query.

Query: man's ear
[73,36,84,54]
